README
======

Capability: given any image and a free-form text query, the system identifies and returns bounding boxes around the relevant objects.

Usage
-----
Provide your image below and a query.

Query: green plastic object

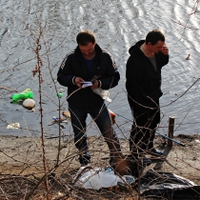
[57,93,63,98]
[11,90,34,102]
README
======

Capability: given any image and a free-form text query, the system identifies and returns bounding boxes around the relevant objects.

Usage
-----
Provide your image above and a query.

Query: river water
[0,0,200,138]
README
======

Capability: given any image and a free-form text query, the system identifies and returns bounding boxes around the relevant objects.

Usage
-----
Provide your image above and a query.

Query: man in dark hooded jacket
[126,29,169,163]
[57,30,122,167]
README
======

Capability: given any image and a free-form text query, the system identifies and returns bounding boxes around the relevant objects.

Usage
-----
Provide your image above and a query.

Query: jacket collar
[75,43,102,59]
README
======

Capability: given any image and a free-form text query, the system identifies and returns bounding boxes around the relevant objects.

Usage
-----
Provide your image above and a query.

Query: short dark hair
[145,29,165,45]
[76,30,96,46]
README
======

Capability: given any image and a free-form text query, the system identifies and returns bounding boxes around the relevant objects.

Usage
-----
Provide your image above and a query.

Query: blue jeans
[69,103,121,157]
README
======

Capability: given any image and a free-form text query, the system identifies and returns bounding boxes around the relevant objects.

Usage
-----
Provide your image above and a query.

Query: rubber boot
[79,151,91,166]
[104,134,124,169]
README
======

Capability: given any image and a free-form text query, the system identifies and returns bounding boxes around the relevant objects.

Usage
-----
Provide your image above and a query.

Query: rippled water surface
[1,0,200,138]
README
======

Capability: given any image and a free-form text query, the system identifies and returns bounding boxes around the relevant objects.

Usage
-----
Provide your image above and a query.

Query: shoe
[79,152,91,166]
[141,157,152,165]
[149,148,163,156]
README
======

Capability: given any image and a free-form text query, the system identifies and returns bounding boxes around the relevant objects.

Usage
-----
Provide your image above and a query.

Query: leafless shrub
[0,1,200,200]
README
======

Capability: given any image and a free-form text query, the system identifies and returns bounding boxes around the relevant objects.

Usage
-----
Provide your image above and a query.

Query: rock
[22,98,35,109]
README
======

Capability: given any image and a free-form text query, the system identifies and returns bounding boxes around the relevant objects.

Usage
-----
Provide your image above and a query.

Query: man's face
[148,41,165,53]
[79,42,96,57]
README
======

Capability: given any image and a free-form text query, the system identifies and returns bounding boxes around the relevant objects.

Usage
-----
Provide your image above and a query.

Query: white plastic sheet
[73,166,135,190]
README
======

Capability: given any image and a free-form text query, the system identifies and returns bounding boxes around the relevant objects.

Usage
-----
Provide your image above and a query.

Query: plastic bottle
[57,93,63,98]
[11,91,34,102]
[52,116,64,122]
[122,175,136,184]
[57,88,64,98]
[105,167,114,174]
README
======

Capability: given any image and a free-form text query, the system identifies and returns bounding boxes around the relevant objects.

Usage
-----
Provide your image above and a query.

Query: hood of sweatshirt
[128,40,145,57]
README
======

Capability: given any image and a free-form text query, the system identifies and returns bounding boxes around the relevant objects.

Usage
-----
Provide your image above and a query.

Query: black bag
[140,169,200,200]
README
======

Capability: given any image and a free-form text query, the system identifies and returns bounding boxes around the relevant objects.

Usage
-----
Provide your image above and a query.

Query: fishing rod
[113,111,185,147]
[156,131,185,146]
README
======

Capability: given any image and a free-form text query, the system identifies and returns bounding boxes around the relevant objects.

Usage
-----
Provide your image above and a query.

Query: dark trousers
[129,101,160,154]
[69,103,121,157]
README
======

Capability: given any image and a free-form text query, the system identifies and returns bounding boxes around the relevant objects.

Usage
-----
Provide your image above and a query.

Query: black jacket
[57,44,120,109]
[126,40,169,109]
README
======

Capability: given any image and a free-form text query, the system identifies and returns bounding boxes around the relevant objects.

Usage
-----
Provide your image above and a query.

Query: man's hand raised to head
[161,44,169,55]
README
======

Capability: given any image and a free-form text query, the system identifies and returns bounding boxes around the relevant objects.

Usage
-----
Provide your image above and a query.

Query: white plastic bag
[73,166,135,190]
[73,167,120,190]
[92,88,112,102]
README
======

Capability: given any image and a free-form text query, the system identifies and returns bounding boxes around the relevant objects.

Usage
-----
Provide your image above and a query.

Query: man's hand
[75,77,85,88]
[161,44,169,55]
[91,80,99,89]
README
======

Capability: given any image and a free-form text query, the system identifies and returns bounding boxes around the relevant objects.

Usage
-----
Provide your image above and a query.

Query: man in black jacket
[57,30,122,166]
[126,30,169,163]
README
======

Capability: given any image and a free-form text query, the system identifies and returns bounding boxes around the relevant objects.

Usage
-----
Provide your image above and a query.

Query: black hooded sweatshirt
[126,40,169,111]
[57,44,120,109]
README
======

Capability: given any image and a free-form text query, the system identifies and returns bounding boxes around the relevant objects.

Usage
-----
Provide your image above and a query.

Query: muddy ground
[0,134,200,199]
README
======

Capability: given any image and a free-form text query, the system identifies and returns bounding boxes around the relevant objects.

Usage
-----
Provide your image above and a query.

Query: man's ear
[147,42,152,46]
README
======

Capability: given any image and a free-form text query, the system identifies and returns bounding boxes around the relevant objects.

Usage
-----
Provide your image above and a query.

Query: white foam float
[22,98,35,109]
[7,122,20,129]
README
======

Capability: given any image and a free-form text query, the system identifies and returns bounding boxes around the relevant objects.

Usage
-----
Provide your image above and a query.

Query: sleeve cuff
[98,80,102,88]
[72,76,76,85]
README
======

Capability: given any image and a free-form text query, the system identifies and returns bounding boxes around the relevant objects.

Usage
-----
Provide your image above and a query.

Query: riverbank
[0,133,200,199]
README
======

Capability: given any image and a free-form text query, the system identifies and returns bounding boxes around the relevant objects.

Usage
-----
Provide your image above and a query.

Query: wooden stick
[168,116,175,146]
